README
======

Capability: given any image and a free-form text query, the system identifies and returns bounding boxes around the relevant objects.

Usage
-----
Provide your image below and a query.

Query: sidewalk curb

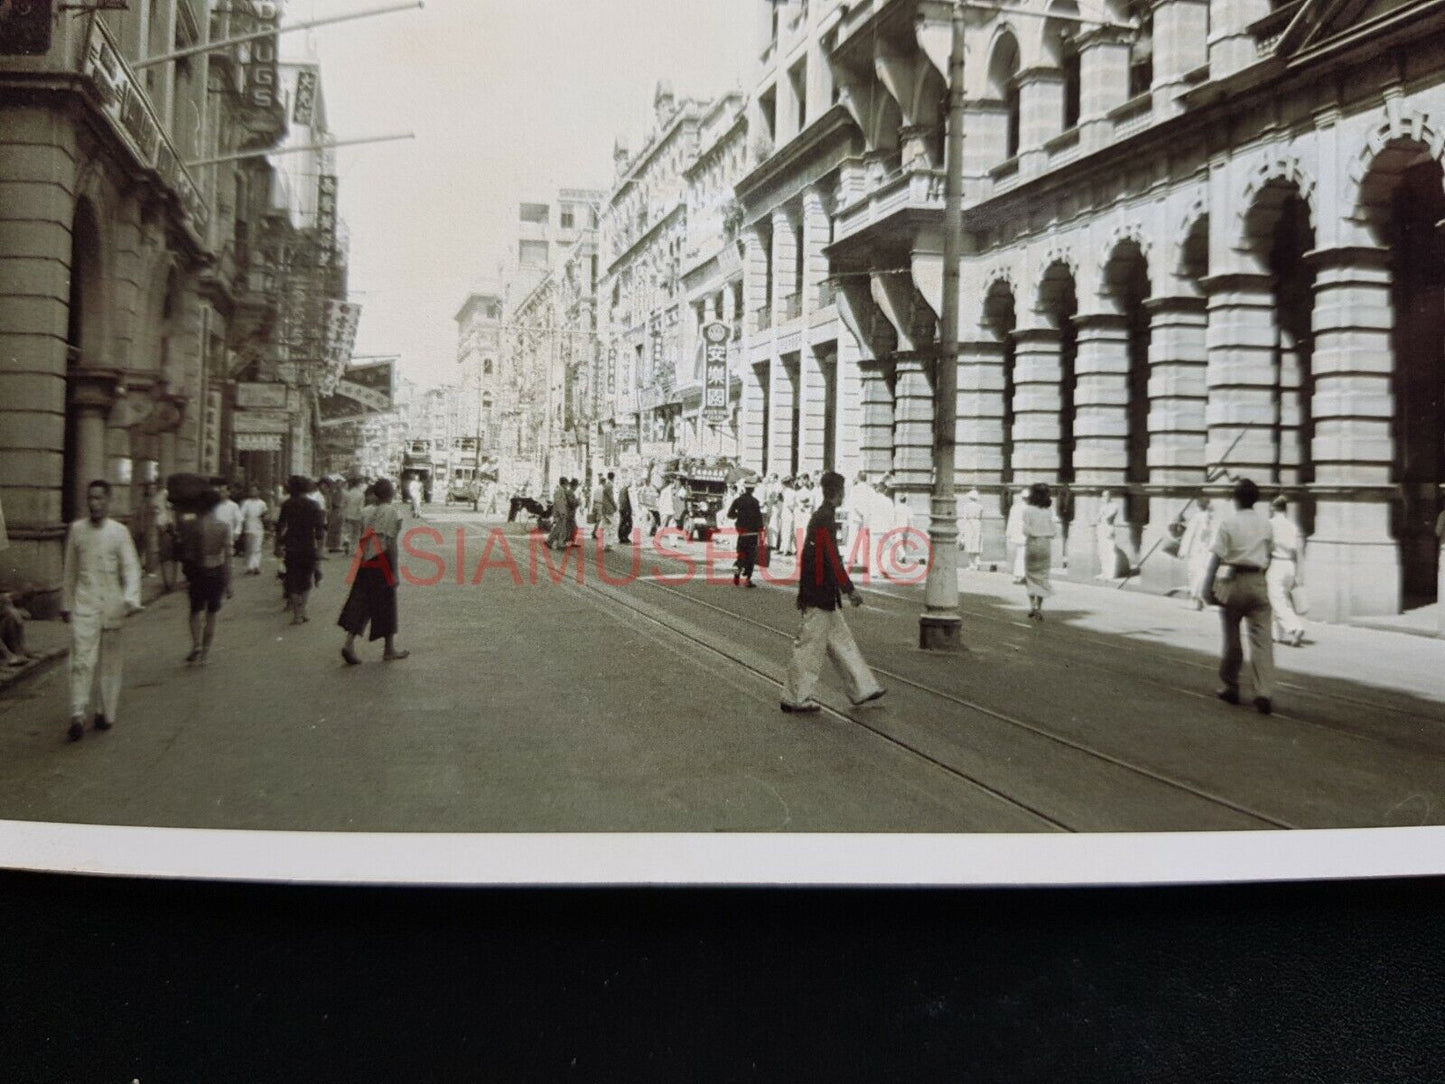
[0,576,176,697]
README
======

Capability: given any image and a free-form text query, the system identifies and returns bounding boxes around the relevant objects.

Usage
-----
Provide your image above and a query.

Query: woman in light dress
[1006,489,1028,584]
[1267,495,1307,647]
[1022,482,1057,622]
[777,479,798,556]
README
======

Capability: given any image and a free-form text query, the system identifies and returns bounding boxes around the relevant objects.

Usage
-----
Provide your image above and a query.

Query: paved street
[0,506,1441,833]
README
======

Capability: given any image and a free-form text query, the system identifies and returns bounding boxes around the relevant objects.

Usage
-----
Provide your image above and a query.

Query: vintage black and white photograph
[0,0,1442,857]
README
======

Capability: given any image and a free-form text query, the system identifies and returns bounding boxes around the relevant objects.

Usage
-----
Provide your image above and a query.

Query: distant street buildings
[459,0,1445,628]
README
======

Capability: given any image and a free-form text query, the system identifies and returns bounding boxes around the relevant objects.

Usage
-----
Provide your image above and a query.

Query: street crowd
[38,453,1390,742]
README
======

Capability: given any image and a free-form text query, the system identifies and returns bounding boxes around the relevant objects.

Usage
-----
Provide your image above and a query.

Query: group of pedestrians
[56,470,412,744]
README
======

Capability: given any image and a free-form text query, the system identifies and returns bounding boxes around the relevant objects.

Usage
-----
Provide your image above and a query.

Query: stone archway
[1352,135,1445,611]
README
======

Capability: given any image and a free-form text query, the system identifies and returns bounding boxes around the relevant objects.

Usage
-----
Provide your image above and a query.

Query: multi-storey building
[598,83,734,471]
[0,1,301,613]
[733,0,1445,626]
[677,91,750,458]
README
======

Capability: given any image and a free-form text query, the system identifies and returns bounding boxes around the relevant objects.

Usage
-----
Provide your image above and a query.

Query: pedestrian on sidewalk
[565,479,583,547]
[213,484,242,555]
[339,477,366,558]
[781,471,886,714]
[1267,495,1307,647]
[1205,477,1276,715]
[238,485,269,575]
[1022,483,1056,622]
[406,475,423,518]
[728,480,764,587]
[778,478,798,556]
[339,477,409,665]
[325,478,345,553]
[1094,490,1120,580]
[593,472,618,551]
[60,480,143,742]
[275,476,325,626]
[1178,495,1218,610]
[1006,489,1027,584]
[618,475,634,545]
[179,488,233,665]
[546,478,569,549]
[961,488,984,571]
[1,591,39,667]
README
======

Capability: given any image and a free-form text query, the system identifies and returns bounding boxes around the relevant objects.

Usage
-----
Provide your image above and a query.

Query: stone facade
[729,0,1445,625]
[0,3,303,613]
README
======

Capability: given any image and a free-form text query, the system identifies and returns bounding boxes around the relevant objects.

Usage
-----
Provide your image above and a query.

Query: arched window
[1126,0,1153,99]
[987,33,1022,161]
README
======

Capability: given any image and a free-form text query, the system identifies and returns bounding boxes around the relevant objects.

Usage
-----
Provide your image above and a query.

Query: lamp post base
[918,614,963,651]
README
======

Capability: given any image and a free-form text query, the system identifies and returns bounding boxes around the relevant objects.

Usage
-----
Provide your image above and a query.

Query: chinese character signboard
[319,359,395,427]
[702,321,730,421]
[293,67,318,125]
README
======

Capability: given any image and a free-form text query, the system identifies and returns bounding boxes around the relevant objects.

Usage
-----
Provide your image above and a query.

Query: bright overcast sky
[296,0,756,389]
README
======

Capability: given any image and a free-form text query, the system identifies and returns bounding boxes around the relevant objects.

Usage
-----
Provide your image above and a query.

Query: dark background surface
[1,872,1441,1082]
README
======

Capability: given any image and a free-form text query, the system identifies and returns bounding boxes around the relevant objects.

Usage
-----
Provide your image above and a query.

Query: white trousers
[1011,545,1026,580]
[1267,559,1305,638]
[595,514,615,546]
[784,607,882,707]
[70,614,123,721]
[244,530,263,572]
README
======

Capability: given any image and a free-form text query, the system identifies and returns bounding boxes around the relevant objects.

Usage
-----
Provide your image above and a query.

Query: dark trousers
[736,533,759,581]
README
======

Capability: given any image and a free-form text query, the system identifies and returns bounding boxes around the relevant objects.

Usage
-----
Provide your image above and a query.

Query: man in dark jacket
[726,481,765,586]
[781,471,886,714]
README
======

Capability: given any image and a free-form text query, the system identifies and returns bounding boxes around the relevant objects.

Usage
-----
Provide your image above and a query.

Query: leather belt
[1226,563,1264,573]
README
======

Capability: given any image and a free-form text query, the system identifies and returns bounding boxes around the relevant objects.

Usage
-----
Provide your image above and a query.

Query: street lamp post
[919,0,967,651]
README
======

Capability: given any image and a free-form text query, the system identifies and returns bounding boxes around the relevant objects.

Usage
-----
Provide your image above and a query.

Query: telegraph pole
[919,0,967,651]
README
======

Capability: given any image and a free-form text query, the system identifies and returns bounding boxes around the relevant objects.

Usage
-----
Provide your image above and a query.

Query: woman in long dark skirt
[276,476,325,625]
[338,478,410,664]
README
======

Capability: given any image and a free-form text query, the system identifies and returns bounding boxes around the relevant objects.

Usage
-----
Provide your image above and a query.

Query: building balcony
[816,278,837,310]
[778,292,802,323]
[829,166,945,253]
[754,304,773,333]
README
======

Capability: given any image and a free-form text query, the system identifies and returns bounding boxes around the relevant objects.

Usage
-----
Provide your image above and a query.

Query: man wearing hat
[727,479,765,587]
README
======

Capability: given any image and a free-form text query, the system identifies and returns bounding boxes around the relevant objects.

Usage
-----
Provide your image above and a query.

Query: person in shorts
[182,489,233,665]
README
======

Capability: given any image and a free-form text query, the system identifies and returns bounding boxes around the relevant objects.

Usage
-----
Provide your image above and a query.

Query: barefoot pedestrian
[179,488,232,664]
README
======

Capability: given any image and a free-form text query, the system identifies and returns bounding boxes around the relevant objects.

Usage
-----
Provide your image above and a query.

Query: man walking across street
[60,480,143,742]
[1204,477,1276,715]
[592,472,618,551]
[179,488,233,665]
[727,480,764,587]
[781,471,886,714]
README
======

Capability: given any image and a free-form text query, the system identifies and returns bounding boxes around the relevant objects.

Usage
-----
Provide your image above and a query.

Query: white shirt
[1270,514,1302,561]
[1212,506,1274,570]
[62,518,141,627]
[239,498,268,535]
[214,498,242,536]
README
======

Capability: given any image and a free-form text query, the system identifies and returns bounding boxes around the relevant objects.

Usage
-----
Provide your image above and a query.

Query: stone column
[1016,67,1064,175]
[770,207,799,317]
[891,353,933,516]
[957,339,1009,562]
[742,226,770,333]
[1068,312,1131,575]
[1076,28,1131,151]
[1009,326,1063,484]
[859,362,895,479]
[798,348,828,476]
[767,355,797,478]
[1304,246,1399,620]
[1202,272,1279,481]
[1138,295,1208,592]
[1151,0,1209,116]
[70,370,123,516]
[802,186,831,315]
[1208,0,1273,80]
[962,101,1009,186]
[835,338,865,481]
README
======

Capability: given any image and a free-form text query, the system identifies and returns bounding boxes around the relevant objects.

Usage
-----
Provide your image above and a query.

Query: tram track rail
[572,558,1299,832]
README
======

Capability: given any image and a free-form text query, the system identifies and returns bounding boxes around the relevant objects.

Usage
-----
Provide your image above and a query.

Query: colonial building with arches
[735,0,1444,625]
[0,3,292,613]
